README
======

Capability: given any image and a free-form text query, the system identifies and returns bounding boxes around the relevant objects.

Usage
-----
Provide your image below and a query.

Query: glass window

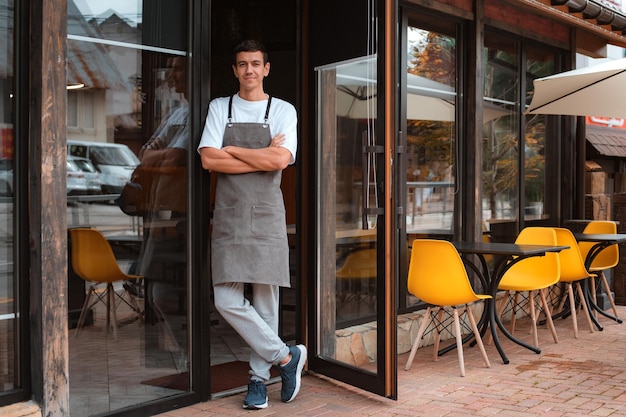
[483,33,559,242]
[67,92,78,128]
[405,25,456,236]
[67,1,189,415]
[82,91,94,129]
[0,0,15,396]
[67,91,95,130]
[524,46,555,221]
[483,34,520,241]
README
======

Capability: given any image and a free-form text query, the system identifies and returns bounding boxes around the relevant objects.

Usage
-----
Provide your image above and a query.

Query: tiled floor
[157,305,626,417]
[69,285,256,417]
[69,282,626,417]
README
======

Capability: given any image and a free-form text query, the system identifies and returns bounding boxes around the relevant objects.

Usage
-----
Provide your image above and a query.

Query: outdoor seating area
[397,222,626,373]
[157,304,626,416]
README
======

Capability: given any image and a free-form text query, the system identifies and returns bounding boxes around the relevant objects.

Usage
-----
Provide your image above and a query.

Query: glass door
[0,0,18,402]
[311,54,395,397]
[67,2,191,415]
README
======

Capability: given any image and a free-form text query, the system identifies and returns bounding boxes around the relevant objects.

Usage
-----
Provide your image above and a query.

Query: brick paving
[157,306,626,416]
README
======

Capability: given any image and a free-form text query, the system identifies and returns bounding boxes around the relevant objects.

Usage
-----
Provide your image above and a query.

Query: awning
[586,124,626,157]
[526,58,626,119]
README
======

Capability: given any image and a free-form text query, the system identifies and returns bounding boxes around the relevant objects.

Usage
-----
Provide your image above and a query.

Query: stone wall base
[335,303,486,367]
[0,401,42,417]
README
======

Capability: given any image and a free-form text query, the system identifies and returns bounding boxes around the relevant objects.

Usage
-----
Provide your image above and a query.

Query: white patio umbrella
[526,58,626,119]
[336,65,507,122]
[336,85,508,122]
[336,84,456,121]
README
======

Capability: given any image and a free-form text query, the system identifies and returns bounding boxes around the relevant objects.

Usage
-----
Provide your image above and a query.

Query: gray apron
[211,95,290,287]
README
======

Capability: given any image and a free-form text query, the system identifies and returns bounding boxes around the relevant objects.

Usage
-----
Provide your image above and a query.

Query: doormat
[141,361,280,393]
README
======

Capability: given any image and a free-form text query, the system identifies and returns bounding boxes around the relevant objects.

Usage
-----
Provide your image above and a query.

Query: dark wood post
[463,0,484,243]
[29,0,69,415]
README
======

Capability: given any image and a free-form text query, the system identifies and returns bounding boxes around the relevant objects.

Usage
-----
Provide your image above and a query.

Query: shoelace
[249,380,264,393]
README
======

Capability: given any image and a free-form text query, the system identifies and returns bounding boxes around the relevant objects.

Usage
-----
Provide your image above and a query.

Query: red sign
[586,116,626,130]
[1,128,13,159]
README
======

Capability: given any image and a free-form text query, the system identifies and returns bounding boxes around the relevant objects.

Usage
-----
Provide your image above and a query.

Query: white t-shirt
[153,104,189,150]
[197,93,297,164]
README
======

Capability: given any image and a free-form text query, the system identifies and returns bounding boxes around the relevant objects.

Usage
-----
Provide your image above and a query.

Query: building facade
[2,0,626,416]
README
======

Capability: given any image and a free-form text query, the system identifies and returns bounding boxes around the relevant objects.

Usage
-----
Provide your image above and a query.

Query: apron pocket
[251,205,285,239]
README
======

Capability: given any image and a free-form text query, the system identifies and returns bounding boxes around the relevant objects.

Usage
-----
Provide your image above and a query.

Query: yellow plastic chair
[551,227,595,338]
[336,248,377,310]
[496,227,560,348]
[578,220,620,320]
[69,228,143,339]
[404,239,491,377]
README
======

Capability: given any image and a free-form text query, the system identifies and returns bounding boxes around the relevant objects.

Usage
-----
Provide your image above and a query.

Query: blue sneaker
[243,379,268,410]
[279,344,307,402]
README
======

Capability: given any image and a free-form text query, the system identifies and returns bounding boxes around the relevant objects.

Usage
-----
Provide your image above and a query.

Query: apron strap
[227,94,273,126]
[264,96,272,125]
[227,95,234,125]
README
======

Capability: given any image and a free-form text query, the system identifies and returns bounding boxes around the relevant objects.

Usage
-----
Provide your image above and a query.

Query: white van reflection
[67,140,139,194]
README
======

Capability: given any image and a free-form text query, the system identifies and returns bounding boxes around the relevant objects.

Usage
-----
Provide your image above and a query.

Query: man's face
[232,51,270,91]
[168,57,187,94]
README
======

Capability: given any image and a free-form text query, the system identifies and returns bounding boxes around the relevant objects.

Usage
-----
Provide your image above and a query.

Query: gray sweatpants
[213,282,290,381]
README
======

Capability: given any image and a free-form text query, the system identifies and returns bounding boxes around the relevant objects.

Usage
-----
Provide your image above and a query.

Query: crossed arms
[199,134,291,174]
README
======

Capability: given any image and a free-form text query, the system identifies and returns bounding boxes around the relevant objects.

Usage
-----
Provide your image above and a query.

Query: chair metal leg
[75,286,95,338]
[590,276,598,319]
[117,287,144,325]
[433,309,445,362]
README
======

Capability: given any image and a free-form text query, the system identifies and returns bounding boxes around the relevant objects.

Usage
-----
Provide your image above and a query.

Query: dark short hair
[233,40,269,65]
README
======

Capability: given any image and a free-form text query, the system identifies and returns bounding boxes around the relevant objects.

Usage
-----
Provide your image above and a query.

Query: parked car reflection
[0,159,13,197]
[0,157,103,197]
[67,156,102,195]
[68,140,139,194]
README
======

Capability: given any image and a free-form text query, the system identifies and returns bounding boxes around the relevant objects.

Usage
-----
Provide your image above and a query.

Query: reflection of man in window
[135,56,189,372]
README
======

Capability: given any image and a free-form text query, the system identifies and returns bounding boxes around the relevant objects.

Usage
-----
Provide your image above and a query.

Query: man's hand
[270,133,285,147]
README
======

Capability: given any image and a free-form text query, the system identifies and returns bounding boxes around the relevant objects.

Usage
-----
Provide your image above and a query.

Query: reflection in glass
[405,27,456,235]
[482,36,520,238]
[67,1,189,415]
[0,0,15,394]
[482,36,557,242]
[316,56,379,369]
[524,48,554,221]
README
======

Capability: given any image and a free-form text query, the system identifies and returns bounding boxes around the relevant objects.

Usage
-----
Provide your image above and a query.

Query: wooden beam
[28,0,69,415]
[508,0,626,48]
[576,29,608,57]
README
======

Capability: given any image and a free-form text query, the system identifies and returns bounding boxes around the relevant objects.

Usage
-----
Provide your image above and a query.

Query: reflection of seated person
[135,56,189,371]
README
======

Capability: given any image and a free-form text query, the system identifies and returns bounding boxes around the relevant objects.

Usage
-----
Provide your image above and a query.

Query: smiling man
[197,40,305,410]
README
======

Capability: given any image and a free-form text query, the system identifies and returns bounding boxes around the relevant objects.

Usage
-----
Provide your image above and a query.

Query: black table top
[573,233,626,244]
[452,241,568,256]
